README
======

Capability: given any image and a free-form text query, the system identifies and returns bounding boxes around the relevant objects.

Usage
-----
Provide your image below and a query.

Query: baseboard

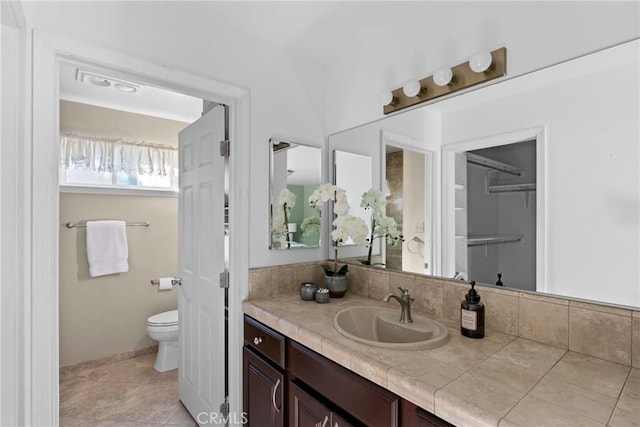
[59,345,158,376]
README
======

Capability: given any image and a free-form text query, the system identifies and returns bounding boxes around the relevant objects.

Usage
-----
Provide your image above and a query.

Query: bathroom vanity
[243,314,451,426]
[243,291,639,427]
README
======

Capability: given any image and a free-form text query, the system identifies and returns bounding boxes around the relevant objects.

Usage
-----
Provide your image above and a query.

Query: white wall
[326,1,640,133]
[1,3,27,425]
[441,47,640,307]
[21,1,328,269]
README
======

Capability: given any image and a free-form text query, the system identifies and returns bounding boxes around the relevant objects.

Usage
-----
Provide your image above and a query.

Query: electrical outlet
[415,222,424,233]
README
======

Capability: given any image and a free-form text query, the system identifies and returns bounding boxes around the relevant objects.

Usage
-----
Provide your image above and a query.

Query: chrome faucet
[382,287,415,323]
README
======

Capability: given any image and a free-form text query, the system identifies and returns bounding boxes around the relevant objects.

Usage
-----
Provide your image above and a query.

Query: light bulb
[469,51,493,73]
[114,83,137,93]
[402,80,422,97]
[377,90,394,106]
[85,75,111,87]
[433,67,453,87]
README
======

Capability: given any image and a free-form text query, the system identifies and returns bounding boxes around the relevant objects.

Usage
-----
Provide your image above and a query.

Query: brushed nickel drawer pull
[271,378,281,412]
[253,336,263,345]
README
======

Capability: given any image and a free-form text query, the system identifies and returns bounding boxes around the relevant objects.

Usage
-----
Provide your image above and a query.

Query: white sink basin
[334,306,449,350]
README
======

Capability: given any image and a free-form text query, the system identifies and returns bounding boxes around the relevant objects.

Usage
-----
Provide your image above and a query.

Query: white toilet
[146,309,179,372]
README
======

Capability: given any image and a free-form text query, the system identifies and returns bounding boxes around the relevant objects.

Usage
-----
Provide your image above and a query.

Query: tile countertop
[243,293,640,427]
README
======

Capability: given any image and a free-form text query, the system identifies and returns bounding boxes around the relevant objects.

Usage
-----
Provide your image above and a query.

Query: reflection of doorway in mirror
[459,140,537,291]
[385,145,426,274]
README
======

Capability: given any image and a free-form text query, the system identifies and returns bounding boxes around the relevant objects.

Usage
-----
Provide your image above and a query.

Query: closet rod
[66,221,150,229]
[466,153,523,176]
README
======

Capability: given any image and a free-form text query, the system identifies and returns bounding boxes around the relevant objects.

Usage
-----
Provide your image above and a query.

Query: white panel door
[178,105,227,423]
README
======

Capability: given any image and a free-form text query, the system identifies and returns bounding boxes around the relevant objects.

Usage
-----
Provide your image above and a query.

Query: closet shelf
[488,183,536,193]
[466,153,524,177]
[467,234,523,247]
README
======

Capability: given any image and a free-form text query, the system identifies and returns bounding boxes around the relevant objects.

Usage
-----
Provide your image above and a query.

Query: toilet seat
[147,309,178,327]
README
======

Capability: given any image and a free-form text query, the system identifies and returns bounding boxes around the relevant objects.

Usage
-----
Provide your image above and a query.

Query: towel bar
[66,221,150,228]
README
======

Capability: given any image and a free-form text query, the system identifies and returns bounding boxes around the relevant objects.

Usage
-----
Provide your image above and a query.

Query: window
[59,133,178,191]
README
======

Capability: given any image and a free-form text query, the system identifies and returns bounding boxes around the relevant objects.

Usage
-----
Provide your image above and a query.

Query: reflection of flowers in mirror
[361,188,403,265]
[300,215,320,237]
[272,188,296,248]
[309,184,349,216]
[331,215,368,246]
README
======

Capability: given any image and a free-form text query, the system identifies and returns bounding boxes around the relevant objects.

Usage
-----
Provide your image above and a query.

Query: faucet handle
[398,287,411,296]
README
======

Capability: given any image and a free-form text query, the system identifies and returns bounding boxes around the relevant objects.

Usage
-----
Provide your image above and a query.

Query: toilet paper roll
[158,277,174,291]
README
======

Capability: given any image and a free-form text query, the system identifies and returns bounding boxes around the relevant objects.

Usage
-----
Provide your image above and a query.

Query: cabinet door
[330,412,355,427]
[290,381,331,427]
[401,398,453,427]
[290,382,357,427]
[243,347,284,427]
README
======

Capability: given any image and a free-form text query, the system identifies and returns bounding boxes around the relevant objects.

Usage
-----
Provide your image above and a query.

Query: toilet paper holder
[150,277,182,286]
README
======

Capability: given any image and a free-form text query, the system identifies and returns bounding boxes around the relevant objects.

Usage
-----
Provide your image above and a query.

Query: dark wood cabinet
[288,341,398,426]
[243,315,286,427]
[290,381,355,427]
[244,315,452,427]
[243,347,284,427]
[400,399,454,427]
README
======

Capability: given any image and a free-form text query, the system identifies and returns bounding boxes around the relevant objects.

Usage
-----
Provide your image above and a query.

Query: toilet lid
[147,309,178,326]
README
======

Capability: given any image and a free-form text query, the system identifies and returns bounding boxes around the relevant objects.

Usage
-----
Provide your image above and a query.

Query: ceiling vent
[75,69,141,94]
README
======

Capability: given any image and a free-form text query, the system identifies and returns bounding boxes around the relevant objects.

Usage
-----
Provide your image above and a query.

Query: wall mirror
[328,39,639,308]
[269,138,322,250]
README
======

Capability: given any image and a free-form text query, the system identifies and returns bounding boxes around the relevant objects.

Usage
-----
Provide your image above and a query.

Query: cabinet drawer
[244,315,285,369]
[289,341,398,427]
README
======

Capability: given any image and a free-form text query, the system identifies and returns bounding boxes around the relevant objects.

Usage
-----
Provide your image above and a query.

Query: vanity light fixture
[377,90,396,106]
[469,50,493,73]
[433,67,453,87]
[402,79,424,97]
[382,47,506,114]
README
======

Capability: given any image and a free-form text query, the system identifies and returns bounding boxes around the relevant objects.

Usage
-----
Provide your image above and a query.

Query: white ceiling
[182,1,428,62]
[59,61,203,123]
[55,1,445,122]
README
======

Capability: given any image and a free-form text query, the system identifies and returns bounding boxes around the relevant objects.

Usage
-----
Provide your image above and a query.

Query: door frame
[30,30,249,425]
[441,126,547,291]
[380,130,441,276]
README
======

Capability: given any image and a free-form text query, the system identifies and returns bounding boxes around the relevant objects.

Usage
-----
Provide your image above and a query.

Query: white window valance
[59,133,178,190]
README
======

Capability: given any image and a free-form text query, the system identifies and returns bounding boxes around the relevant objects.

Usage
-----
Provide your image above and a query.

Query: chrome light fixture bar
[382,47,507,115]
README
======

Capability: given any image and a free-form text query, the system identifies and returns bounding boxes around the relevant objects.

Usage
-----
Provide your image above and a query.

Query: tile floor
[60,353,196,426]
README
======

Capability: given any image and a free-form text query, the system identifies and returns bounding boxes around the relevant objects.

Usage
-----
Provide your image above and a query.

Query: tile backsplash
[248,262,640,368]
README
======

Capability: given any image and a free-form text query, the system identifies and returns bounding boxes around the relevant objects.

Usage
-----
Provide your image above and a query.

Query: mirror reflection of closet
[456,140,537,291]
[269,139,321,249]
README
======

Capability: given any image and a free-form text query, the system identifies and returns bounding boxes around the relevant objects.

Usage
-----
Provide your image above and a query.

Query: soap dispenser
[461,281,485,339]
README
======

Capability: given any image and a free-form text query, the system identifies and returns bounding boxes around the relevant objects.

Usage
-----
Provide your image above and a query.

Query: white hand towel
[86,220,129,277]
